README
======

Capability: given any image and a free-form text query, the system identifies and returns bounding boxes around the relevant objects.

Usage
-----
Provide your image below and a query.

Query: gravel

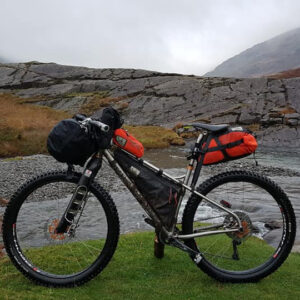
[1,154,299,251]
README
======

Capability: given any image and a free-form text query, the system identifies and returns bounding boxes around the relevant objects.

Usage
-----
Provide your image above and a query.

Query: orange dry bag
[200,127,257,165]
[113,129,144,158]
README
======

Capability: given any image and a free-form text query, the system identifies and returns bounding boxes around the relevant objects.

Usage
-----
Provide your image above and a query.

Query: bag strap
[206,138,244,153]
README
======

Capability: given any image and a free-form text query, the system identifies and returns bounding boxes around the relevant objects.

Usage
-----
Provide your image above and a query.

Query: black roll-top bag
[47,118,97,166]
[47,107,122,166]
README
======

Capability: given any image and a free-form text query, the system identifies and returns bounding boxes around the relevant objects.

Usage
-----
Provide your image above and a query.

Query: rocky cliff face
[0,62,299,149]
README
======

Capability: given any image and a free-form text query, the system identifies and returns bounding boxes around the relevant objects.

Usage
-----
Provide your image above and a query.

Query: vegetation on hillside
[124,125,185,148]
[0,93,70,157]
[266,67,300,79]
[0,93,185,158]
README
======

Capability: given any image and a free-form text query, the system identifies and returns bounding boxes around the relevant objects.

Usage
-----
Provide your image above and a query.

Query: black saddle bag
[114,149,182,229]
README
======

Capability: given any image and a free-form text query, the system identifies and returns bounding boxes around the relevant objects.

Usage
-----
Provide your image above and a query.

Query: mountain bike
[2,118,296,287]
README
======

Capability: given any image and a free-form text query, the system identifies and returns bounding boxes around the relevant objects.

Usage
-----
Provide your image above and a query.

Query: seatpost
[190,131,208,189]
[183,132,204,187]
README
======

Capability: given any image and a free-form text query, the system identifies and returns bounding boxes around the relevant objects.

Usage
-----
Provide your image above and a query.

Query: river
[0,147,299,251]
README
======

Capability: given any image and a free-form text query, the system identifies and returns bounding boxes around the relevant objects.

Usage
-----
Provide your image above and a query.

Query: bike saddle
[191,123,229,133]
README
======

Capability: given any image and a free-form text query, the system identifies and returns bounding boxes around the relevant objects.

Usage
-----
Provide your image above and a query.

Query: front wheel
[182,171,296,283]
[3,170,120,287]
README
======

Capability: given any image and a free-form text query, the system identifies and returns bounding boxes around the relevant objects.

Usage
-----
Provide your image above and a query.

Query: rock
[284,113,300,119]
[267,79,285,93]
[285,78,300,112]
[285,119,298,126]
[257,126,300,149]
[0,62,300,148]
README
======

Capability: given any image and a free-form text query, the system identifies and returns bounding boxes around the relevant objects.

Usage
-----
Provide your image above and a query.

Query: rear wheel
[3,170,120,287]
[182,171,296,282]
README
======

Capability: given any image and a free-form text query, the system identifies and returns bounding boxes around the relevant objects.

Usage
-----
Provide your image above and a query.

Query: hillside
[205,28,300,78]
[0,62,299,149]
[266,68,300,79]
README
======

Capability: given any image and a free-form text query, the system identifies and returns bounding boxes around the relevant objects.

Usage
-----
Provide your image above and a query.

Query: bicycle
[2,117,296,287]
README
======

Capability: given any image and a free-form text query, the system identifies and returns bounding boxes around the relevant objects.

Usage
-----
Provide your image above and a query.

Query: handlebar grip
[90,120,110,132]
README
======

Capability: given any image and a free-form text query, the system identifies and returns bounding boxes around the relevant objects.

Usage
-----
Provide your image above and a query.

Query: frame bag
[201,127,257,165]
[114,149,181,229]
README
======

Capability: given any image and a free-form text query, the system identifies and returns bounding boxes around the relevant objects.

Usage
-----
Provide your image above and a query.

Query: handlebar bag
[47,119,98,166]
[113,129,144,158]
[47,107,123,166]
[114,149,182,229]
[200,127,257,165]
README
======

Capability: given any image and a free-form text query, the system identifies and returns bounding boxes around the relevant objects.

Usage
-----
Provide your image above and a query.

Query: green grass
[0,231,300,299]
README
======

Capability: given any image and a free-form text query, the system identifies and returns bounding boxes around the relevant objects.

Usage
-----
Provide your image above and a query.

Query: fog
[0,0,300,75]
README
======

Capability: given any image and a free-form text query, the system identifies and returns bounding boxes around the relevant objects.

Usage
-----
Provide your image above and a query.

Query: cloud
[0,0,300,75]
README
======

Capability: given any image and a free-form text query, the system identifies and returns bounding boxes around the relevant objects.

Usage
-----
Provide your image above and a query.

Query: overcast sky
[0,0,300,75]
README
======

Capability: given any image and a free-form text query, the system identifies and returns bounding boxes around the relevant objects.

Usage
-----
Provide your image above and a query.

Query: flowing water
[6,147,300,251]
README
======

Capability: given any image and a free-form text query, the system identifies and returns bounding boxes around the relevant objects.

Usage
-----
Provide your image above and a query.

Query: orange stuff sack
[113,129,144,158]
[200,127,257,165]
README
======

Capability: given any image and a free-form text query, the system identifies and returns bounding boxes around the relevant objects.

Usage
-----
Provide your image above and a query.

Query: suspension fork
[55,153,103,234]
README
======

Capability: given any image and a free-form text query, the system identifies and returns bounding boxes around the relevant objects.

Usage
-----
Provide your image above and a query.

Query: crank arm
[169,238,201,259]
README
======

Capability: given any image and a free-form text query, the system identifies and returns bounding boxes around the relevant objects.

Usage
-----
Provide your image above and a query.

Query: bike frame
[103,130,243,242]
[55,129,244,256]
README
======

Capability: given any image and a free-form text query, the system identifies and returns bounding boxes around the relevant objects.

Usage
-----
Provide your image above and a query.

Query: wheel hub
[47,218,67,241]
[224,211,252,242]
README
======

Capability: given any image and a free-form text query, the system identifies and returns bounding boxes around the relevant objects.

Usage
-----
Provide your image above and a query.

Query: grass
[124,125,185,148]
[78,92,127,115]
[0,93,70,157]
[0,231,299,299]
[0,93,185,157]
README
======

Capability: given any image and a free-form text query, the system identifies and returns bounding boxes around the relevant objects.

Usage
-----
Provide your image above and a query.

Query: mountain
[205,28,300,78]
[0,62,299,148]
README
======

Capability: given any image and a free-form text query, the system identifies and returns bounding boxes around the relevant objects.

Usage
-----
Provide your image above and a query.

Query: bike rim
[192,179,288,273]
[12,180,109,278]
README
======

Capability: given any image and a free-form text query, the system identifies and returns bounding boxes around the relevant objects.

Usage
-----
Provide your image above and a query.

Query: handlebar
[74,114,110,132]
[89,119,110,132]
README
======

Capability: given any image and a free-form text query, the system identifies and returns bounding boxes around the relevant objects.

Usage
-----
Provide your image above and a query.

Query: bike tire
[3,170,120,287]
[182,170,296,283]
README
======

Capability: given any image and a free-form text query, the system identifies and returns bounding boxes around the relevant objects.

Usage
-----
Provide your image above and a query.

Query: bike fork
[55,153,102,234]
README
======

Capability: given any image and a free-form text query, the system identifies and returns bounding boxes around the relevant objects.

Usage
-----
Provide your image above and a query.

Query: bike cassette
[224,211,252,242]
